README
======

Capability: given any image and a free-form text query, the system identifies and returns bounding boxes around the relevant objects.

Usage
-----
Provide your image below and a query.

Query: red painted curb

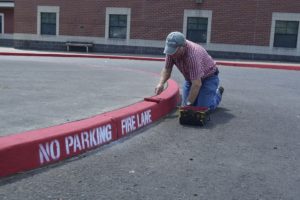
[0,52,165,62]
[0,79,179,178]
[217,61,300,71]
[1,52,300,70]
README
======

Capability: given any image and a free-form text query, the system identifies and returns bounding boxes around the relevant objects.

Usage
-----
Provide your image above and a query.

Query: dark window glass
[274,20,299,48]
[187,17,208,43]
[109,14,127,39]
[41,12,56,35]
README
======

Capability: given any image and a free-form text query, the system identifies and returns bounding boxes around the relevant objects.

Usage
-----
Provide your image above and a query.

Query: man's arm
[155,67,172,95]
[186,79,202,105]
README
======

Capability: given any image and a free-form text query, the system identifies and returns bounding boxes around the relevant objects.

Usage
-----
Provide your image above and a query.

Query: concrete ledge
[3,38,300,61]
[0,39,14,47]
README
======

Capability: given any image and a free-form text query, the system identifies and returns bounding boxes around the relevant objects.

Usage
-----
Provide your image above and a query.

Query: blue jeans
[182,75,222,110]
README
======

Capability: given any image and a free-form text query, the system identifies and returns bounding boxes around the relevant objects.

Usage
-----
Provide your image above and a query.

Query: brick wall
[210,0,300,46]
[13,0,203,39]
[0,8,14,33]
[12,0,300,47]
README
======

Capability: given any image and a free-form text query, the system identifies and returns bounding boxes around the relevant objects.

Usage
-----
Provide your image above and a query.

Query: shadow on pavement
[206,107,235,128]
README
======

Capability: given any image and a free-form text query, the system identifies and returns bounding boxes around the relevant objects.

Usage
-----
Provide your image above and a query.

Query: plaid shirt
[165,40,217,81]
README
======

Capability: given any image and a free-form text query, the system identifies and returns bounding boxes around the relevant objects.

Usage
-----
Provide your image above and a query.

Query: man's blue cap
[163,32,186,55]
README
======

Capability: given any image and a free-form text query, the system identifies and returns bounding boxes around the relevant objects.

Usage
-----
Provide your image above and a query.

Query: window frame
[183,10,212,44]
[0,13,4,34]
[105,7,131,40]
[37,6,60,36]
[270,12,300,49]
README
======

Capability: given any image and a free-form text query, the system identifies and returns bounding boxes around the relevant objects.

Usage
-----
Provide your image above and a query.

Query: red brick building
[1,0,300,61]
[0,0,14,35]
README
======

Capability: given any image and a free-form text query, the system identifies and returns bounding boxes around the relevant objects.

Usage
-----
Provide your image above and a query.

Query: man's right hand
[155,67,172,95]
[155,83,164,95]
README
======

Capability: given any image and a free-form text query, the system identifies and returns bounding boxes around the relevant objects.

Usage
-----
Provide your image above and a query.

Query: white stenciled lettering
[73,134,82,153]
[143,109,152,124]
[89,129,97,147]
[121,115,136,135]
[39,143,50,164]
[97,126,106,143]
[105,124,112,141]
[137,109,152,128]
[65,124,113,155]
[50,140,60,160]
[65,136,73,155]
[81,131,90,149]
[96,124,112,143]
[39,139,61,164]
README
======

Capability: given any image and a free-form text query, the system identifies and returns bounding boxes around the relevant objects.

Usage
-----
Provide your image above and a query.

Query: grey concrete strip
[1,47,300,67]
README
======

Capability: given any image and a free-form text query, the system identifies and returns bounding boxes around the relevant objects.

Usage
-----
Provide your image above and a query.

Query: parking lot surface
[1,53,300,200]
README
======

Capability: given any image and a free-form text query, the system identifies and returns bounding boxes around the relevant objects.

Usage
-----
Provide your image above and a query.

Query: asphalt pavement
[0,48,300,199]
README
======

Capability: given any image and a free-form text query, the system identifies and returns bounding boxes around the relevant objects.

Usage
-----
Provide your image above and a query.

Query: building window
[274,20,299,48]
[41,12,57,35]
[105,7,131,40]
[37,6,59,36]
[270,13,300,49]
[0,13,3,34]
[109,14,127,39]
[187,17,208,43]
[183,10,212,44]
